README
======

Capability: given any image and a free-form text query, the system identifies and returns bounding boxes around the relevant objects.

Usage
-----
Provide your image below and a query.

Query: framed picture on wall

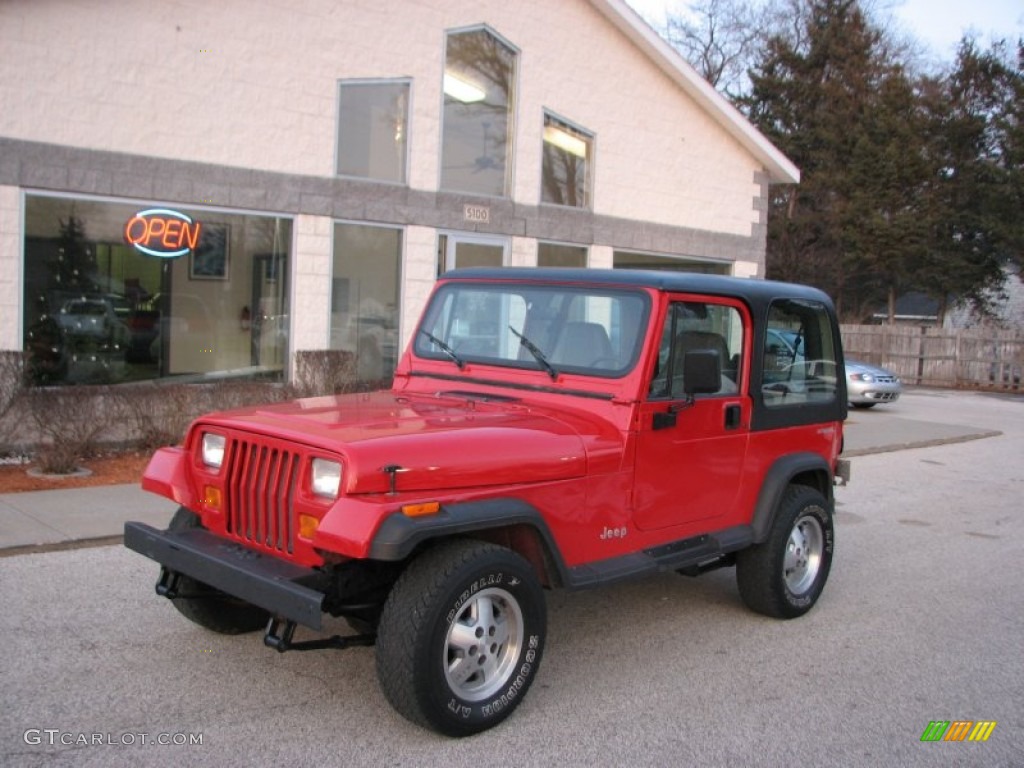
[190,224,230,280]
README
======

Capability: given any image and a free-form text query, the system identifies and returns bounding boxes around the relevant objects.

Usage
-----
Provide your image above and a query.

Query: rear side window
[762,299,838,407]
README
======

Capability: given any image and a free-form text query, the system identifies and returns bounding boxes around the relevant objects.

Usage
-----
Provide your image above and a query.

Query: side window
[541,112,593,208]
[763,299,838,407]
[441,27,517,197]
[336,80,410,184]
[649,301,744,399]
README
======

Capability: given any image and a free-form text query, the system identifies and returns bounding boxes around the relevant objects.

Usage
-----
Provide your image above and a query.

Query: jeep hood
[199,391,598,494]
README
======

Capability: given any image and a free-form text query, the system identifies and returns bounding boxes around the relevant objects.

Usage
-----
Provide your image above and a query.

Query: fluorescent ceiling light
[544,125,588,158]
[444,72,486,103]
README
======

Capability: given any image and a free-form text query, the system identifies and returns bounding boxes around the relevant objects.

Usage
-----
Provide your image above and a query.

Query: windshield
[414,282,650,378]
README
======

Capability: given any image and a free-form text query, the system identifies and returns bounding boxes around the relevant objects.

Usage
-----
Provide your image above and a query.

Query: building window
[331,223,402,385]
[538,242,587,268]
[541,113,592,208]
[337,80,410,184]
[441,26,517,197]
[22,194,291,385]
[614,251,731,275]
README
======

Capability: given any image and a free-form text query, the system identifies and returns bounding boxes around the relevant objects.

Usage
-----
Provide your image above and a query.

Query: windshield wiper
[509,326,558,381]
[419,330,465,370]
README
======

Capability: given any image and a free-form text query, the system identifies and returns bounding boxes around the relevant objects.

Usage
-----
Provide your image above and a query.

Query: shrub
[28,385,114,474]
[0,351,26,455]
[293,350,360,397]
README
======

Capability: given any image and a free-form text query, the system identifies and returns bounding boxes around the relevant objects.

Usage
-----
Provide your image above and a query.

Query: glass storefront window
[541,113,592,208]
[440,26,517,197]
[337,79,410,184]
[538,242,587,268]
[330,222,402,385]
[614,251,731,275]
[22,194,291,385]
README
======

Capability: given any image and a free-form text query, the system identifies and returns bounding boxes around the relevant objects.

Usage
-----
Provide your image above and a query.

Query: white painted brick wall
[290,214,332,368]
[589,245,614,270]
[2,0,765,237]
[400,225,440,351]
[0,186,22,349]
[508,237,537,268]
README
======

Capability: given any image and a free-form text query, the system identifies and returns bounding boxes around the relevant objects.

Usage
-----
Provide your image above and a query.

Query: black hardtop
[441,267,835,313]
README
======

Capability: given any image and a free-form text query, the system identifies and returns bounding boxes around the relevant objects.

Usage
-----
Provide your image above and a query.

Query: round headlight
[201,433,226,469]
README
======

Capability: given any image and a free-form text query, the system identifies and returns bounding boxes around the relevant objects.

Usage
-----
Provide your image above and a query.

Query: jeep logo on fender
[124,208,202,258]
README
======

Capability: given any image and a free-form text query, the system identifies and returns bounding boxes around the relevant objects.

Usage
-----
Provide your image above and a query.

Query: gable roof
[589,0,800,184]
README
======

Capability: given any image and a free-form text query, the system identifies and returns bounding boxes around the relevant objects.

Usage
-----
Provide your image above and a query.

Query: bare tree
[664,0,768,97]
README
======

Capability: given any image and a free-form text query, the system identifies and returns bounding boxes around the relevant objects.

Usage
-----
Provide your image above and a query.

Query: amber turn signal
[401,501,441,517]
[298,514,320,539]
[202,486,221,510]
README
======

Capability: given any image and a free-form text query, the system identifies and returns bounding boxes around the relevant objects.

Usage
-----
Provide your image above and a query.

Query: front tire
[736,486,834,619]
[375,540,546,736]
[165,507,270,634]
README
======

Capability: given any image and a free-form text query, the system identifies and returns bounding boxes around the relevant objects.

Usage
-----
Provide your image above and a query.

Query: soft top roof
[440,267,834,308]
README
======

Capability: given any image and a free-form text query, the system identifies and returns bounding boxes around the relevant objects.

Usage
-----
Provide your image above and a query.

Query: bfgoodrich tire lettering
[165,507,270,634]
[375,539,546,737]
[736,486,834,619]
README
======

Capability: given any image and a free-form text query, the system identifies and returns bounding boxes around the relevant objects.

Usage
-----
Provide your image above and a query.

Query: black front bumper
[124,522,326,630]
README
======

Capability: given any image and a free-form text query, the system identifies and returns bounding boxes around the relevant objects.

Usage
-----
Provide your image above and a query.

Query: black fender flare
[750,453,833,544]
[368,497,569,581]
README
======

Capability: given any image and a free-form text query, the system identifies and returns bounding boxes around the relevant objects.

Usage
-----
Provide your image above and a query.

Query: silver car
[846,358,901,408]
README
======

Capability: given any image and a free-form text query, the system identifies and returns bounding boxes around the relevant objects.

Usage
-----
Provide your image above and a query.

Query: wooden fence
[840,324,1023,391]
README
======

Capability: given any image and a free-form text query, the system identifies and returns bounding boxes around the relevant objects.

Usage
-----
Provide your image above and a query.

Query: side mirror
[683,349,722,395]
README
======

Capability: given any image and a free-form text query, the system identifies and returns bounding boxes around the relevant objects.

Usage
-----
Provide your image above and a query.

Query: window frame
[760,298,840,409]
[439,24,520,198]
[647,298,746,401]
[414,281,651,379]
[335,77,412,186]
[540,110,595,209]
[329,219,405,384]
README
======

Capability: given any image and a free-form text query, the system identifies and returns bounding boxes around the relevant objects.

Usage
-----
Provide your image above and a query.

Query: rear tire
[375,540,546,736]
[165,507,270,634]
[737,486,834,619]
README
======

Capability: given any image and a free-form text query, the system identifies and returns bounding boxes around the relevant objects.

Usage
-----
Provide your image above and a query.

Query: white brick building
[0,0,798,387]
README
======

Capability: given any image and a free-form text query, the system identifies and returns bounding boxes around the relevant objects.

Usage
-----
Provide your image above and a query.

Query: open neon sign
[124,208,202,258]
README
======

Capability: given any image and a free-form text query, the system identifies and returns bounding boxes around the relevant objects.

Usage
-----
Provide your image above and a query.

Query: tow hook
[263,617,375,653]
[156,568,181,598]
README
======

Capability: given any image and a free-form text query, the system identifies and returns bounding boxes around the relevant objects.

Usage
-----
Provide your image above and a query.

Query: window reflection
[331,223,402,385]
[441,27,517,197]
[22,195,291,385]
[541,114,592,208]
[538,242,587,268]
[337,80,409,184]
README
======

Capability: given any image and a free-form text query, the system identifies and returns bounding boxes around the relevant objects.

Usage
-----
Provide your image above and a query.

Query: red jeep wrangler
[126,268,850,736]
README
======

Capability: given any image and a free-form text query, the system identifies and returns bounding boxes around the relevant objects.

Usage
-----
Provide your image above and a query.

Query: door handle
[724,403,741,430]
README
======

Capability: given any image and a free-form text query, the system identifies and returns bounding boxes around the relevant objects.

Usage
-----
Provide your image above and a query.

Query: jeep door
[632,297,751,531]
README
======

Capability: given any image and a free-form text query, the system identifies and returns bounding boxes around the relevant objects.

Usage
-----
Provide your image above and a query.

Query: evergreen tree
[51,215,98,295]
[917,39,1024,322]
[743,0,903,318]
[739,1,1022,322]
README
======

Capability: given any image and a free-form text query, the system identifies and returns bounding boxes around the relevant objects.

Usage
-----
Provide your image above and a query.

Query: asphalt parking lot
[0,388,1021,767]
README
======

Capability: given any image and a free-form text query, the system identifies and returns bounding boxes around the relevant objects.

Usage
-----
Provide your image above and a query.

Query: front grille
[870,392,899,401]
[875,375,898,384]
[224,437,301,555]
